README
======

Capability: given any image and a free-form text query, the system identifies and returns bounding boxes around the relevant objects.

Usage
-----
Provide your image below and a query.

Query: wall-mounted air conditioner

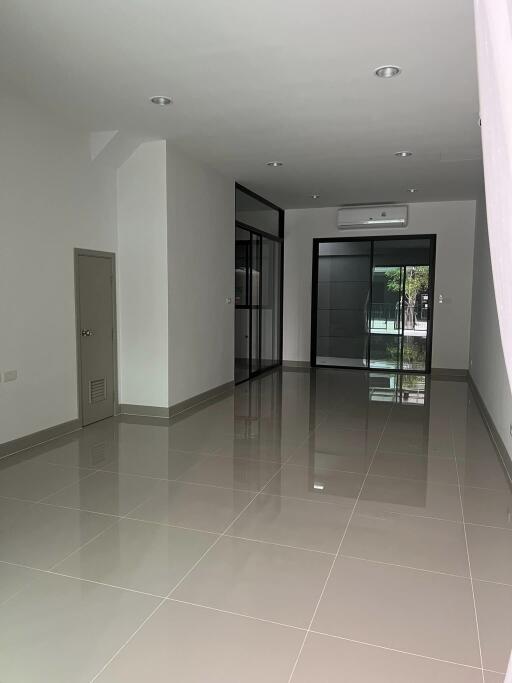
[337,205,408,229]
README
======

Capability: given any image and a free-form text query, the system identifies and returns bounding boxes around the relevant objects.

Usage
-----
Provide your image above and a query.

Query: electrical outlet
[3,369,17,382]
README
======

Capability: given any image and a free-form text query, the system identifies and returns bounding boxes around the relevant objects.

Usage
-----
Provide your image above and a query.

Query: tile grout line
[465,521,512,532]
[167,429,313,597]
[4,512,512,606]
[8,387,501,679]
[222,533,336,555]
[166,597,308,632]
[308,629,487,672]
[5,446,511,577]
[46,477,179,573]
[3,384,504,679]
[0,557,163,602]
[467,385,512,489]
[0,559,504,676]
[48,571,166,599]
[337,553,470,581]
[87,430,310,682]
[285,402,395,683]
[23,451,512,494]
[451,415,485,683]
[36,468,101,504]
[0,560,53,611]
[162,601,503,675]
[351,508,463,524]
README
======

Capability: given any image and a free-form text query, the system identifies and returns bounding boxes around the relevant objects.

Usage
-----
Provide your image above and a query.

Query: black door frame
[310,234,437,374]
[235,183,284,385]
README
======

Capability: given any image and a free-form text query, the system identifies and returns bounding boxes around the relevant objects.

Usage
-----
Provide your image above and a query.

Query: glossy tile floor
[1,368,511,682]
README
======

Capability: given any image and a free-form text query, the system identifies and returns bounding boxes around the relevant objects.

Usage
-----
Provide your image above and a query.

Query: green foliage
[385,265,429,330]
[385,266,429,307]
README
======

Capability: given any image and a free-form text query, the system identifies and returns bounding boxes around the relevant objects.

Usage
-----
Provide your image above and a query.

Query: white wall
[0,95,235,443]
[166,143,235,406]
[470,198,512,459]
[283,201,476,369]
[0,90,117,444]
[117,141,169,407]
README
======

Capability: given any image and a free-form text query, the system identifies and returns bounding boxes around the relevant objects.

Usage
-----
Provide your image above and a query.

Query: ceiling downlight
[150,95,173,105]
[374,65,402,79]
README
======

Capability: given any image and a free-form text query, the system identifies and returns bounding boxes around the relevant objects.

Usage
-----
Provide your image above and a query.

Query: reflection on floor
[0,368,511,682]
[317,356,368,367]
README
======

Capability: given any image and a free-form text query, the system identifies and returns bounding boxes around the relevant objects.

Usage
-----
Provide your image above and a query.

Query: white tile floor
[0,368,511,681]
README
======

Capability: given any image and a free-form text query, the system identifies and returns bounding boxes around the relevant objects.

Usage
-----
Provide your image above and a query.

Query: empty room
[1,0,511,681]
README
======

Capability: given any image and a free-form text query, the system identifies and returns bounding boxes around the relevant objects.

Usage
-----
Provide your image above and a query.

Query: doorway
[74,249,117,425]
[235,185,284,384]
[311,235,436,373]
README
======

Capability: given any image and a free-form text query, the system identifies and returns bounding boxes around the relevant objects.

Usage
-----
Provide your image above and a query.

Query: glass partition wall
[235,185,284,384]
[311,235,436,373]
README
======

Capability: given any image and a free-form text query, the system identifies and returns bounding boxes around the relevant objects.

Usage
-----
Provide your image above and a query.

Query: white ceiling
[0,0,483,208]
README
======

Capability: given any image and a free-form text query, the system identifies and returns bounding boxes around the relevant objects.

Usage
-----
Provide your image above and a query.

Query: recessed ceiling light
[375,65,402,79]
[150,96,173,106]
[266,161,283,167]
[395,150,412,157]
[408,188,417,193]
[311,193,320,199]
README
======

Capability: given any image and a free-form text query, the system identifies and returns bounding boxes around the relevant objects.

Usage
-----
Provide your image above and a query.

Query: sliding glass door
[235,185,284,384]
[312,235,435,373]
[235,227,251,383]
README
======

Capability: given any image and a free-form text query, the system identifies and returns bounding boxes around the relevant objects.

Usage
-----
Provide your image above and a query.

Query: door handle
[81,329,93,337]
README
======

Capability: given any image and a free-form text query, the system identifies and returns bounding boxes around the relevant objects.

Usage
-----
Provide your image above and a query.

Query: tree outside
[385,265,429,329]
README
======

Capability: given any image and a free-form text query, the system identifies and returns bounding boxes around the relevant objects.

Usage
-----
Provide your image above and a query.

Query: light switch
[3,370,17,382]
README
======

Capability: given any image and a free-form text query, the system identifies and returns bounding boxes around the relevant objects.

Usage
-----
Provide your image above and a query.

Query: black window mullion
[248,235,253,378]
[367,240,374,369]
[400,266,406,370]
[258,235,263,374]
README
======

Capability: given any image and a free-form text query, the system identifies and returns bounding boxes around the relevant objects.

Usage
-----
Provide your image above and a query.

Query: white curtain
[474,0,512,392]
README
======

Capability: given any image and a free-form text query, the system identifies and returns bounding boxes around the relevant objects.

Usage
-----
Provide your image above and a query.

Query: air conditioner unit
[337,205,408,229]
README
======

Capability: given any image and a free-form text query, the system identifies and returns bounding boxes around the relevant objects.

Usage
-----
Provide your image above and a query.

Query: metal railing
[370,302,428,331]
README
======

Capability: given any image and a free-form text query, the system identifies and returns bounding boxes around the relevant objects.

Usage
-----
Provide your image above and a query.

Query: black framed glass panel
[315,240,371,368]
[234,184,284,384]
[370,239,432,372]
[235,227,251,383]
[251,233,261,375]
[311,235,435,374]
[236,187,281,237]
[261,237,281,370]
